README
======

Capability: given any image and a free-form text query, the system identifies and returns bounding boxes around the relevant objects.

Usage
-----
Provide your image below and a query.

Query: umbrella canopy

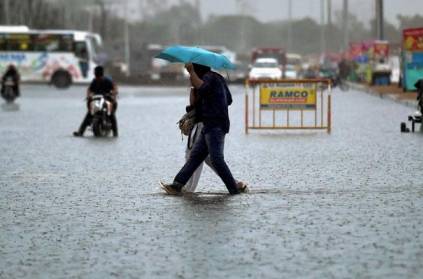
[155,45,236,70]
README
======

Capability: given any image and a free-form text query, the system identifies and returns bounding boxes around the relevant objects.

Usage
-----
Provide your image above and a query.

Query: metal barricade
[245,79,332,134]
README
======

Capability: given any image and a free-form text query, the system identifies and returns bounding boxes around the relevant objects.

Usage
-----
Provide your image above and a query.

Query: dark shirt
[196,71,233,134]
[186,89,203,123]
[89,77,114,96]
[415,80,423,100]
[2,69,19,84]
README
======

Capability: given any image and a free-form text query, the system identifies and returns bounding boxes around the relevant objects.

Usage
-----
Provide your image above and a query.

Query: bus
[0,26,102,88]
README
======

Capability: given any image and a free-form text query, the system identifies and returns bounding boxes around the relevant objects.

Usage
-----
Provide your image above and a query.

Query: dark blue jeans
[174,127,239,195]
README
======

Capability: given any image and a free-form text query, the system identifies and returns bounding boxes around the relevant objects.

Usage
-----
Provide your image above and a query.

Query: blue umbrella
[155,45,236,70]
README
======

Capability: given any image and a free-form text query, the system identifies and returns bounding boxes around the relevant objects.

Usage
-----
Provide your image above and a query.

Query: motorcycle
[89,94,114,137]
[2,77,17,103]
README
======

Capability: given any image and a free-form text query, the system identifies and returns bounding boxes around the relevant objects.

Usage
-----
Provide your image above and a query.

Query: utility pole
[342,0,349,49]
[287,0,292,52]
[375,0,384,40]
[98,0,107,40]
[4,0,10,25]
[194,0,201,20]
[327,0,332,26]
[124,0,131,76]
[88,8,93,31]
[236,0,247,52]
[320,0,326,54]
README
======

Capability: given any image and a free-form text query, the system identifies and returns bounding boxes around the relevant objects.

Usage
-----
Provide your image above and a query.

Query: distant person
[1,64,20,97]
[73,66,119,137]
[161,63,246,195]
[77,47,89,78]
[184,86,247,193]
[338,59,350,81]
[415,79,423,115]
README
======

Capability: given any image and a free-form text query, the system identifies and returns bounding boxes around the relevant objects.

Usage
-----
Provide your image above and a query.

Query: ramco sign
[260,87,317,110]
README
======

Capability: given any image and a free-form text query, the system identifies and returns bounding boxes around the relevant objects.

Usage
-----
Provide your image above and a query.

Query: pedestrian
[414,79,423,115]
[183,86,247,193]
[161,63,247,195]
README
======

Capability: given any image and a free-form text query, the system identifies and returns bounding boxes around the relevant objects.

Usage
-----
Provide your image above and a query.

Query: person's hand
[185,63,194,74]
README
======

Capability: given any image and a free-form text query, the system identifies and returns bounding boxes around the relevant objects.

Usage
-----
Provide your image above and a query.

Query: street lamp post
[287,0,292,52]
[4,0,10,25]
[375,0,384,40]
[342,0,349,49]
[320,0,326,54]
[124,0,130,76]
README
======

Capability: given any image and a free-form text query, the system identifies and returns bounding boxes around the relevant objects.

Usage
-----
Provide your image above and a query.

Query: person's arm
[86,87,92,98]
[87,81,94,99]
[189,87,196,106]
[185,87,196,112]
[185,63,203,89]
[111,82,118,100]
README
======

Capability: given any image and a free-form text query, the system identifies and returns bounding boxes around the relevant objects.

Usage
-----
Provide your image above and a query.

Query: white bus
[0,26,102,88]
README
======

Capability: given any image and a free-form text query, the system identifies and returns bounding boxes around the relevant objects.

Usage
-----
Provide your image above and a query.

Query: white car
[285,64,298,79]
[389,56,400,84]
[248,58,282,80]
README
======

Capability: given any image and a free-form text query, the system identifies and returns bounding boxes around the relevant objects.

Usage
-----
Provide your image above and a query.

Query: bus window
[6,33,32,51]
[0,34,6,50]
[32,34,73,52]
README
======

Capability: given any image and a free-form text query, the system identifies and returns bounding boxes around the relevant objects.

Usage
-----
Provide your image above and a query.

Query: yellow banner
[260,87,317,110]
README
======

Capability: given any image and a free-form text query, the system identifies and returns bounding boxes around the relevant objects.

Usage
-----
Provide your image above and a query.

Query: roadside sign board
[403,28,423,51]
[260,86,316,110]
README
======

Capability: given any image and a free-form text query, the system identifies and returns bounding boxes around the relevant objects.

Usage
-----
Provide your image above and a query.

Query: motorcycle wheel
[4,87,16,103]
[92,119,104,137]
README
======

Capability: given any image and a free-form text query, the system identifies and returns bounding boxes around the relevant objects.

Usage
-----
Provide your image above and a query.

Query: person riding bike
[73,66,119,137]
[1,64,20,98]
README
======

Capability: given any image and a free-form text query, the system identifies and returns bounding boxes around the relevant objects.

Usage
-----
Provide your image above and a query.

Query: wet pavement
[1,84,423,278]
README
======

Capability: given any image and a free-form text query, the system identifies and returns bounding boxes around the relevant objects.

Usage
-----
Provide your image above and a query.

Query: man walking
[161,63,243,195]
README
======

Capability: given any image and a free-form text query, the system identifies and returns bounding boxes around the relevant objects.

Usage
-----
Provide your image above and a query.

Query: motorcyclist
[1,64,20,98]
[73,66,119,137]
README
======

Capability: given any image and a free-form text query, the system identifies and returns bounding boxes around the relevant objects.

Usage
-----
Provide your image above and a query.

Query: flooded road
[1,85,422,278]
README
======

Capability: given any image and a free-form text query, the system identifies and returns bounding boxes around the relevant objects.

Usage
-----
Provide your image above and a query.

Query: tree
[398,15,423,31]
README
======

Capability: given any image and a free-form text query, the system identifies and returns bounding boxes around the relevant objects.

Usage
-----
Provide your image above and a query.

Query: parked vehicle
[285,64,298,79]
[248,58,282,80]
[251,48,286,77]
[285,53,302,79]
[389,55,400,84]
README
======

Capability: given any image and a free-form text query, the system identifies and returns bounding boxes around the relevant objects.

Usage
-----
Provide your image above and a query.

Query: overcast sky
[199,0,423,26]
[124,0,423,27]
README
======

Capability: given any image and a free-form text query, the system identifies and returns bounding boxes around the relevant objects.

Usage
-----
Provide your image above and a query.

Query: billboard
[260,86,316,110]
[403,28,423,51]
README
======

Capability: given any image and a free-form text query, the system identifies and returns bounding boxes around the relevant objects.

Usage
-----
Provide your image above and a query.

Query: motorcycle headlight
[91,101,102,113]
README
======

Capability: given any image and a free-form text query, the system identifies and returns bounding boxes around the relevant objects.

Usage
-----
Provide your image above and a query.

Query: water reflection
[1,102,20,112]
